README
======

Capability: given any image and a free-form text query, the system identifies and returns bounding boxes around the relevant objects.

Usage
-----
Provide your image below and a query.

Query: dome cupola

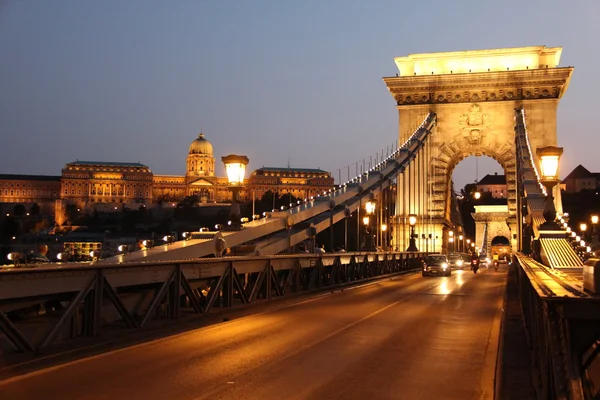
[188,133,213,155]
[186,133,215,177]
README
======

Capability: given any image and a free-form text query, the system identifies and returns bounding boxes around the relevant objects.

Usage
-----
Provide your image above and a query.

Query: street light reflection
[438,281,450,295]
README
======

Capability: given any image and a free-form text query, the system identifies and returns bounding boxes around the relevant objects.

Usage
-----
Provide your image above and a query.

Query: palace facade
[0,134,334,224]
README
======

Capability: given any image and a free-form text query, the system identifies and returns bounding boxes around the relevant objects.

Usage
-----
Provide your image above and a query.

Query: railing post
[170,264,181,319]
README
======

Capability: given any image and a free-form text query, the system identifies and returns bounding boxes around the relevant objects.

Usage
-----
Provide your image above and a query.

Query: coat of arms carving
[459,104,491,145]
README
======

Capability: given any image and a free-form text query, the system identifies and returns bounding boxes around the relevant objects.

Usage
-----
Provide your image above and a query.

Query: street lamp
[592,215,599,247]
[381,223,387,250]
[580,222,588,243]
[449,237,454,254]
[449,230,454,254]
[536,146,563,230]
[365,200,376,215]
[362,216,370,251]
[406,214,418,251]
[222,154,249,231]
[458,235,463,253]
[365,200,376,251]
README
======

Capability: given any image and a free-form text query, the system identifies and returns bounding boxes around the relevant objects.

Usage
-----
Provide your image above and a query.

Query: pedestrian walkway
[497,265,537,399]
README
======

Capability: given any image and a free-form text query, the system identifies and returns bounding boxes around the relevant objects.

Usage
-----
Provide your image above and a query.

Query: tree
[30,202,40,216]
[64,204,79,225]
[13,204,26,216]
[177,195,200,209]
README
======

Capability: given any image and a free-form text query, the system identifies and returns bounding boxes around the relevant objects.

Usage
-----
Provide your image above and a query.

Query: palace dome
[188,133,213,155]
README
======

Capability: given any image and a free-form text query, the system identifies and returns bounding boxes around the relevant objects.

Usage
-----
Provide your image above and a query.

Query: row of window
[258,173,330,179]
[1,190,56,197]
[67,166,150,173]
[65,190,151,197]
[3,182,57,189]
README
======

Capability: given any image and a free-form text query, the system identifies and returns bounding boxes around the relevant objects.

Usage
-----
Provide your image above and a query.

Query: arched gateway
[383,46,573,253]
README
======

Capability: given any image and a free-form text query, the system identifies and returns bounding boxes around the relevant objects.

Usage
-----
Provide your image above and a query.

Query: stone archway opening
[452,155,506,246]
[491,235,512,260]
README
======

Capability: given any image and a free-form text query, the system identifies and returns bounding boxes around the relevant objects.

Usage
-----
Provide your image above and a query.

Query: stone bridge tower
[383,46,573,252]
[472,205,513,255]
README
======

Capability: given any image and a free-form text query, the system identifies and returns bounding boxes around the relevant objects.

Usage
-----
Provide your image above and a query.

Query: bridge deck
[0,268,508,400]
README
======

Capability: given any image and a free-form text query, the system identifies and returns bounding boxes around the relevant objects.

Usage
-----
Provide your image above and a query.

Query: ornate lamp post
[221,154,249,231]
[580,222,588,243]
[381,223,387,250]
[591,215,599,247]
[406,214,418,252]
[362,216,370,251]
[536,146,563,230]
[365,200,376,251]
[448,230,454,254]
[458,235,464,253]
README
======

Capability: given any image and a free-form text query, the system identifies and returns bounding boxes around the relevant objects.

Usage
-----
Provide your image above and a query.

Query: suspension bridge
[1,45,599,400]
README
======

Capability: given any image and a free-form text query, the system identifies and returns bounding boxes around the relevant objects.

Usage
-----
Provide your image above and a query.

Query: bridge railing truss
[513,253,600,400]
[514,109,583,268]
[0,251,426,355]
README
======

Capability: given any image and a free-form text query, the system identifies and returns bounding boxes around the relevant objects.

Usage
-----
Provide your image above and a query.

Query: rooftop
[477,173,506,185]
[0,174,61,181]
[562,165,593,182]
[253,167,330,174]
[393,45,562,76]
[66,161,149,168]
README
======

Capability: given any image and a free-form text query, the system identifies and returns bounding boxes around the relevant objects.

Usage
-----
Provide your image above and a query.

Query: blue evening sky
[0,0,598,191]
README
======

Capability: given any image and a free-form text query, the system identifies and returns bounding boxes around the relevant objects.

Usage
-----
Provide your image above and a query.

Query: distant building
[1,133,335,224]
[249,167,334,201]
[61,161,154,206]
[475,173,507,199]
[0,174,61,215]
[561,165,600,193]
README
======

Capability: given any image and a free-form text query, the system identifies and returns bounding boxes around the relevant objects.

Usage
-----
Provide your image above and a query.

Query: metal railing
[0,251,426,355]
[513,253,600,400]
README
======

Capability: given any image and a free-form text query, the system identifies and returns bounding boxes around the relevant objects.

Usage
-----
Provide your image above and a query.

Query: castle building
[475,173,507,199]
[0,174,61,215]
[561,165,600,193]
[0,133,334,224]
[249,167,334,201]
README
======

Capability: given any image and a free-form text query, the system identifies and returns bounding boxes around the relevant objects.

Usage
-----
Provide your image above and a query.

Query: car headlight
[442,263,448,269]
[456,260,463,267]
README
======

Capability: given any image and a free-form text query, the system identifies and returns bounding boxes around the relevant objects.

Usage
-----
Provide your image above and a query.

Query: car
[422,254,451,277]
[448,253,466,270]
[479,254,490,267]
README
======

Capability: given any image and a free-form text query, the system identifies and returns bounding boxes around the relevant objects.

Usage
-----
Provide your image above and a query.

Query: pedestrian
[31,244,50,263]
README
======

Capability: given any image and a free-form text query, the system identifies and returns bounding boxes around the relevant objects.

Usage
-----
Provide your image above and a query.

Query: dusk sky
[1,1,598,192]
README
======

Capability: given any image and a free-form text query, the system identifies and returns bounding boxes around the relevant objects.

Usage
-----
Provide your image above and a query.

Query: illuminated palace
[0,134,334,223]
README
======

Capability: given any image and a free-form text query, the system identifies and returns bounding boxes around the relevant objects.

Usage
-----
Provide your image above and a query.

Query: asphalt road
[0,266,507,400]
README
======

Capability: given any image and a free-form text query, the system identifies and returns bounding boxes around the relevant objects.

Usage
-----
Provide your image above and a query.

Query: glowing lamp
[365,201,376,215]
[221,154,249,185]
[408,214,417,226]
[537,146,563,181]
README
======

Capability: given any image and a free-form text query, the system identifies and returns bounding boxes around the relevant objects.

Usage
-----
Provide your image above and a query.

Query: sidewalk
[496,265,537,400]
